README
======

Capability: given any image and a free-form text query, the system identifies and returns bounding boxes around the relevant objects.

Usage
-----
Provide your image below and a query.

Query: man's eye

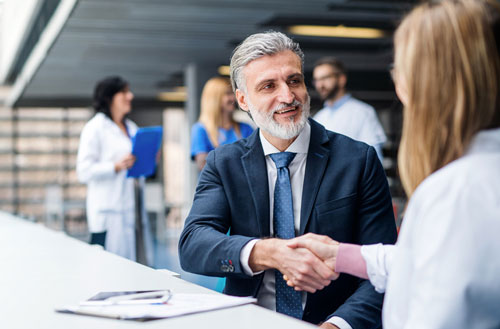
[262,83,274,90]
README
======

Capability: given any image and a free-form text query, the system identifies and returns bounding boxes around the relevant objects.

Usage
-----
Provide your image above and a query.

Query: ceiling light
[288,25,387,39]
[218,65,230,76]
[157,87,186,102]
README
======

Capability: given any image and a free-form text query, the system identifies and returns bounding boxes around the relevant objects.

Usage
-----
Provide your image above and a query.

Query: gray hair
[229,31,304,93]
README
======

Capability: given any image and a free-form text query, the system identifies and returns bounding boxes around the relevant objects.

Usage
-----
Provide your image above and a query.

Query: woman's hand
[284,233,341,290]
[114,154,136,172]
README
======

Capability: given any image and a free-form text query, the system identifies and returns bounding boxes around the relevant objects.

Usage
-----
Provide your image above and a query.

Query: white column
[183,63,216,220]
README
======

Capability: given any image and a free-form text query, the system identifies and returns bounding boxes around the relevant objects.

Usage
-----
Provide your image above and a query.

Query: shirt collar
[259,121,311,156]
[465,128,500,156]
[324,93,352,111]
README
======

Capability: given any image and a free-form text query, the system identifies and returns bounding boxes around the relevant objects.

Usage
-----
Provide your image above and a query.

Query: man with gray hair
[179,31,396,329]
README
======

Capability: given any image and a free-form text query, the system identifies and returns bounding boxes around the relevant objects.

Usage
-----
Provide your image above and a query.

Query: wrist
[335,243,368,280]
[248,238,280,272]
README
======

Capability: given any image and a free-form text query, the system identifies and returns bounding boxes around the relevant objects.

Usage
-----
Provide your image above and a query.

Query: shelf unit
[0,107,92,232]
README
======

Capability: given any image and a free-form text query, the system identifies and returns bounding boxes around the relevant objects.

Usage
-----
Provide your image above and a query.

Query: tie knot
[269,152,296,169]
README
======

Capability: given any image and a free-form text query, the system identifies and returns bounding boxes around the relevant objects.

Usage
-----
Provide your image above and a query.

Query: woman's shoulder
[124,118,138,134]
[415,153,498,199]
[124,117,137,127]
[86,112,115,126]
[191,122,208,135]
[238,121,254,136]
[82,112,106,131]
[406,153,500,234]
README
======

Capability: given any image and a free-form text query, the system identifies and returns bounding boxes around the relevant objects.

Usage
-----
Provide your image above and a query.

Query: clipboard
[55,291,256,321]
[127,126,163,178]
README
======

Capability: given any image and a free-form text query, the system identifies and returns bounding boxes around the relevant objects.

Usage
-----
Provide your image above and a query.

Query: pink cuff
[335,243,369,280]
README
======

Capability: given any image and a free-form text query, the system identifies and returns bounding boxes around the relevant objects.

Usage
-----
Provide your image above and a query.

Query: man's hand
[114,154,136,172]
[284,233,341,290]
[248,238,336,293]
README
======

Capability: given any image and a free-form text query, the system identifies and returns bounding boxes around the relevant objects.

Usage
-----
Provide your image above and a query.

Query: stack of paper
[56,292,256,321]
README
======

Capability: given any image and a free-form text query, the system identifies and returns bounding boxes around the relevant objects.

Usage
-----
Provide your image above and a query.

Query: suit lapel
[241,130,270,237]
[300,120,330,235]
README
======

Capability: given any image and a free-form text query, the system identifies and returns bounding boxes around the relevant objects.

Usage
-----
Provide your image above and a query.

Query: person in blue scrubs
[191,76,254,170]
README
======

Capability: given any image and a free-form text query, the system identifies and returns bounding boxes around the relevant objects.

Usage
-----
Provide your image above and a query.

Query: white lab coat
[361,128,500,329]
[77,112,153,263]
[313,94,387,161]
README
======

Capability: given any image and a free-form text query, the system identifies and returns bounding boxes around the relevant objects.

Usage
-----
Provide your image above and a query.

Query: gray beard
[248,96,310,140]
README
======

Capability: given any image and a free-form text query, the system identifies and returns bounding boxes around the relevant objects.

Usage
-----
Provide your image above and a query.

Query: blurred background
[0,0,413,289]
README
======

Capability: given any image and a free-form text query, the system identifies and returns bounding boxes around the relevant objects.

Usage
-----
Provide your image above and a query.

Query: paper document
[56,293,256,321]
[127,126,163,178]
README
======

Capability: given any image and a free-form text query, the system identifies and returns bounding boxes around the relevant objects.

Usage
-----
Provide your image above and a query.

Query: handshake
[284,233,341,292]
[250,233,342,293]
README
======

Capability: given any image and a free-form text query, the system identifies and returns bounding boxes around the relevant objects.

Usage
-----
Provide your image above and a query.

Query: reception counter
[0,212,314,329]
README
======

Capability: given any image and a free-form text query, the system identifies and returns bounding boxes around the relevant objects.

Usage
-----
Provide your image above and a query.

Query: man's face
[313,64,343,101]
[236,50,310,140]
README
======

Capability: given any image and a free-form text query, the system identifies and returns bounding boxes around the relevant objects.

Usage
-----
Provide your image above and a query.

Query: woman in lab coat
[77,76,152,264]
[286,1,500,328]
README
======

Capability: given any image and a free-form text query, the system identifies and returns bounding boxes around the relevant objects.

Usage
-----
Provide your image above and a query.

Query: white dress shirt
[239,122,352,329]
[313,94,386,161]
[361,128,500,329]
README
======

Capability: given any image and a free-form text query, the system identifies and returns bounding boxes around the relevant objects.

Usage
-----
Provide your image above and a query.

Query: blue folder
[127,126,163,178]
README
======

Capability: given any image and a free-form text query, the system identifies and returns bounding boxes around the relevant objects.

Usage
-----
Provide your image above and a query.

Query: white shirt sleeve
[356,104,387,146]
[239,239,264,276]
[360,244,396,293]
[76,122,116,183]
[381,146,500,329]
[394,182,499,329]
[327,316,353,329]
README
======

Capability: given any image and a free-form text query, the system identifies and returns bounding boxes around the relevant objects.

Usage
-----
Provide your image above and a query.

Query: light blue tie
[269,152,303,319]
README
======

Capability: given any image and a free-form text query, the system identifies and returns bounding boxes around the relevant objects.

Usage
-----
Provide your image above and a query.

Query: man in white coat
[312,57,386,162]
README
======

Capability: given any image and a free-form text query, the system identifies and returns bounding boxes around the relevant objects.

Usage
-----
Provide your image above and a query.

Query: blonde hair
[395,0,500,197]
[198,77,240,147]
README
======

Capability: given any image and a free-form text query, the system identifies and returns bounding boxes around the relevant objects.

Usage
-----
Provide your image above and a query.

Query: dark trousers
[89,231,106,248]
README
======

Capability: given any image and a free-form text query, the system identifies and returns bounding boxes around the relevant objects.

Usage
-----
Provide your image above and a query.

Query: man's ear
[235,89,249,112]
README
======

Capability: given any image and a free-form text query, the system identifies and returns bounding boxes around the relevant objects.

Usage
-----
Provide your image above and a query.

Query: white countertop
[0,211,315,329]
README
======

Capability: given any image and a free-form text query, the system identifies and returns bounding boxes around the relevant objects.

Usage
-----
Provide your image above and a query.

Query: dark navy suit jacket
[179,119,397,327]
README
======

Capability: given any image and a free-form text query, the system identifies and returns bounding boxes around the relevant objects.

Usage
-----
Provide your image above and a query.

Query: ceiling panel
[16,0,414,105]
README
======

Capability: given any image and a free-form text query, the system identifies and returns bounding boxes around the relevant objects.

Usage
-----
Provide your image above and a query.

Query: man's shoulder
[313,107,329,120]
[327,129,371,153]
[343,96,376,113]
[313,96,375,117]
[310,119,371,153]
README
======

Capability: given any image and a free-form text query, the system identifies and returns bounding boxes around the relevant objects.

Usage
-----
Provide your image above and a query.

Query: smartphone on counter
[80,290,172,306]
